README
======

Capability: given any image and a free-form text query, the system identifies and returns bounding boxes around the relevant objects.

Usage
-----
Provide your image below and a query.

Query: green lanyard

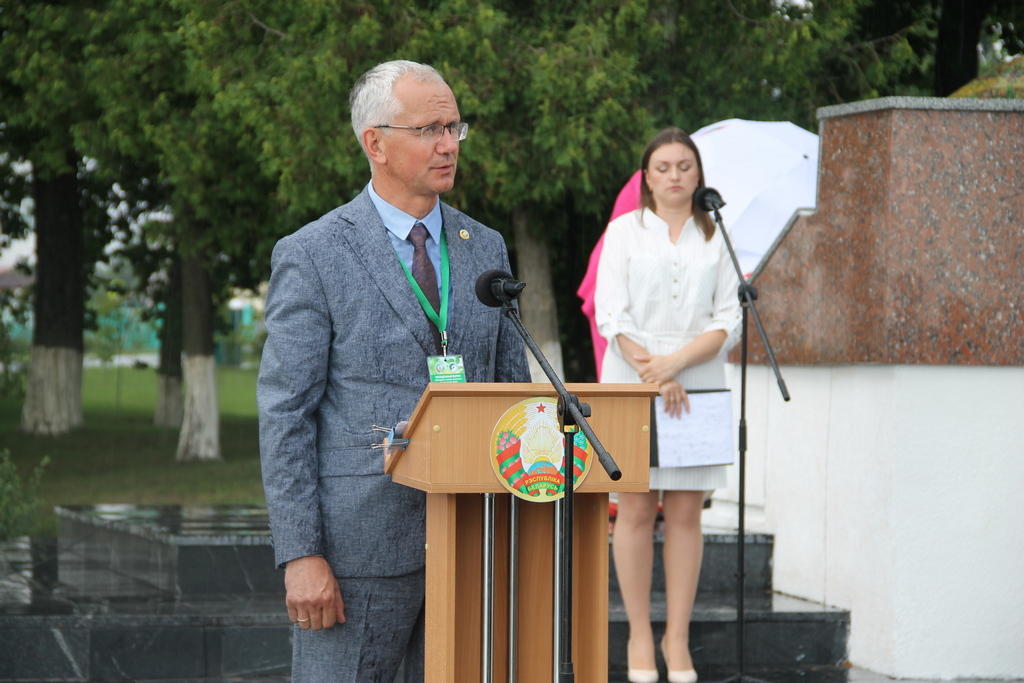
[398,226,450,355]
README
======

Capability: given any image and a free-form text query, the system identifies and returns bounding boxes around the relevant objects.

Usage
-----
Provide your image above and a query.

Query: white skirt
[601,332,730,492]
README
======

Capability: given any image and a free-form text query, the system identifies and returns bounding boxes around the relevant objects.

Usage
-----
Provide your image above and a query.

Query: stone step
[0,505,849,681]
[608,665,854,683]
[0,598,292,681]
[55,504,280,598]
[609,529,774,595]
[0,531,291,682]
[607,524,849,674]
[55,506,776,597]
[608,591,850,675]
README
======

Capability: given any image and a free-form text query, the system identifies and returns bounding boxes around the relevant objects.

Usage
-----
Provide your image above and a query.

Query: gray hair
[350,60,446,155]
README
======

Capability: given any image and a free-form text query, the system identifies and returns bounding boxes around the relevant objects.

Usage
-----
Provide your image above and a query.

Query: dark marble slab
[56,504,275,544]
[0,508,292,682]
[609,591,849,625]
[610,665,852,683]
[88,626,207,679]
[739,97,1024,366]
[211,626,293,678]
[0,624,90,680]
[55,505,281,599]
[609,593,849,672]
[0,621,293,681]
[0,505,849,681]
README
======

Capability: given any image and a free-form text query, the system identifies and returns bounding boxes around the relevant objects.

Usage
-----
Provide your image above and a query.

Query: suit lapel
[338,191,438,356]
[441,205,478,357]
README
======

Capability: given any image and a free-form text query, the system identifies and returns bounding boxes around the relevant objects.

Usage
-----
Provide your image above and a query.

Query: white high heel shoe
[661,636,698,683]
[626,639,659,683]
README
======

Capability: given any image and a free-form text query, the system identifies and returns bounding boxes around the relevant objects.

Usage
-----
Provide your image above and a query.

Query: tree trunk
[935,0,996,95]
[512,205,564,382]
[176,354,219,461]
[20,347,83,435]
[155,258,183,427]
[175,253,220,462]
[20,154,84,435]
[155,372,183,428]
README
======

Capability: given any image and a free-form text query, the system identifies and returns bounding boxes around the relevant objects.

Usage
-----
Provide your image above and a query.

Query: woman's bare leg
[612,490,661,671]
[660,490,706,672]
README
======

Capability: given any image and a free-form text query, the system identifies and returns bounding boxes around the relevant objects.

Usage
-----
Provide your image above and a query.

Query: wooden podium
[385,382,657,683]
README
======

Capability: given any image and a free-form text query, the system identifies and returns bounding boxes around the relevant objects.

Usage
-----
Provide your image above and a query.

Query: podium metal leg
[552,499,562,683]
[509,495,519,683]
[482,492,495,683]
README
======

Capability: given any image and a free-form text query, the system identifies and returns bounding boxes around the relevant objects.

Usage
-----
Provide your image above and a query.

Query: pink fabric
[577,170,642,379]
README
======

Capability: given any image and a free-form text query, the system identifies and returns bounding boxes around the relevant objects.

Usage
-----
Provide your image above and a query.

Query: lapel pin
[459,229,470,240]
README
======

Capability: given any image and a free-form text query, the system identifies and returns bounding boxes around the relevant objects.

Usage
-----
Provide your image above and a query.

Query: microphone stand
[707,203,790,683]
[497,293,621,683]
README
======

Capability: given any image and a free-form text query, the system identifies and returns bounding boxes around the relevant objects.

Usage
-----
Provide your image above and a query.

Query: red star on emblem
[537,404,547,413]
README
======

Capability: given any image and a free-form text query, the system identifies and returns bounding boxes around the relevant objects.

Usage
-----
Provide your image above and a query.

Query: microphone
[694,187,726,212]
[475,269,527,308]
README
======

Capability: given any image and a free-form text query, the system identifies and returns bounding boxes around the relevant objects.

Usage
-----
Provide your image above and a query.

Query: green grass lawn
[0,365,265,535]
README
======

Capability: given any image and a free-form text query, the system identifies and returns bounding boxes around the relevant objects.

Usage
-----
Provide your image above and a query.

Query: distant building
[0,267,33,289]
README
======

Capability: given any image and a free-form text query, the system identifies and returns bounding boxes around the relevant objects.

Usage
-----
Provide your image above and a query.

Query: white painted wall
[706,363,1024,679]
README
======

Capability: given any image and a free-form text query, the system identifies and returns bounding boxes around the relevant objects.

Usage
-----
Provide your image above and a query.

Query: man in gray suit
[257,60,530,681]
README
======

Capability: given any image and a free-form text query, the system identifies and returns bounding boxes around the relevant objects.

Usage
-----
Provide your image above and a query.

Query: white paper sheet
[654,391,734,467]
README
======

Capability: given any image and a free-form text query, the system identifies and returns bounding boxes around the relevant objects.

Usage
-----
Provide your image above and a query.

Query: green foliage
[0,450,50,542]
[0,286,32,400]
[0,153,31,242]
[0,366,263,535]
[0,335,29,400]
[0,1,100,178]
[173,0,656,243]
[79,0,283,290]
[84,286,152,364]
[3,0,1022,386]
[980,0,1024,70]
[634,0,938,135]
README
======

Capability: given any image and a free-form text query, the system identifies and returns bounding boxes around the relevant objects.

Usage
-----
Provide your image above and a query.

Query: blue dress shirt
[367,182,443,285]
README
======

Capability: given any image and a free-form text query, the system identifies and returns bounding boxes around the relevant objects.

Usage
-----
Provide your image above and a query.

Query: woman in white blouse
[595,127,741,683]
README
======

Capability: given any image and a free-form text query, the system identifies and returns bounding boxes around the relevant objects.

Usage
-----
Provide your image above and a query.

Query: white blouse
[595,208,742,388]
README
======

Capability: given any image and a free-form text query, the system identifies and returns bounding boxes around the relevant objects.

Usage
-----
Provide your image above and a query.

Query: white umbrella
[691,118,819,279]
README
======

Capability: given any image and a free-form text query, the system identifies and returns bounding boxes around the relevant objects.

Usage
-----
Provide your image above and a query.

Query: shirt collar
[639,207,695,234]
[367,181,443,242]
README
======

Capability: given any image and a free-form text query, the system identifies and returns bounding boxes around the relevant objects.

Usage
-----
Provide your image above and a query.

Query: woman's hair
[638,127,715,241]
[349,60,446,157]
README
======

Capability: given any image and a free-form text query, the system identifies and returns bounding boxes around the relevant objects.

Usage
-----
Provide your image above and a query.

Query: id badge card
[428,355,466,383]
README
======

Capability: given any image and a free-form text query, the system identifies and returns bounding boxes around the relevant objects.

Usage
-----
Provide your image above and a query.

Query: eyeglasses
[375,122,469,142]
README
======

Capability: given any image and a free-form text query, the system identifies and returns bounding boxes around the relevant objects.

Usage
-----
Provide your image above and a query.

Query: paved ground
[117,671,1024,683]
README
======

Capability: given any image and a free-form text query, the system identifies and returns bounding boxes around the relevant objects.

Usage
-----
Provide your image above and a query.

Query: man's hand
[285,555,346,630]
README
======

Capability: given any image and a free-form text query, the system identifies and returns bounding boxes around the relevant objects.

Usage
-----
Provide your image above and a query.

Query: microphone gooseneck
[694,187,726,212]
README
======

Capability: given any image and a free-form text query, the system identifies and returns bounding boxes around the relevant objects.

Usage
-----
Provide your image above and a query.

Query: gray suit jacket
[257,188,530,579]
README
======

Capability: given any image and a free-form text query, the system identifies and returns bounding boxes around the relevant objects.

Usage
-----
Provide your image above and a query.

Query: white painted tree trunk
[175,355,220,461]
[512,207,564,382]
[19,346,83,436]
[154,373,183,428]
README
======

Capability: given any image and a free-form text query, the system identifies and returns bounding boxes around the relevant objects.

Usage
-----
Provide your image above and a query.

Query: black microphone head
[475,269,513,307]
[694,187,726,212]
